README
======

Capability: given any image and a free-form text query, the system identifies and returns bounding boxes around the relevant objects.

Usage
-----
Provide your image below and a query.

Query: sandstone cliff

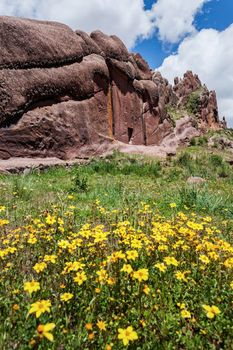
[0,16,225,160]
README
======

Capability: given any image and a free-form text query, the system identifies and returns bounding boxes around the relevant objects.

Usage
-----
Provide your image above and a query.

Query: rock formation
[172,71,222,129]
[0,16,173,159]
[0,16,225,160]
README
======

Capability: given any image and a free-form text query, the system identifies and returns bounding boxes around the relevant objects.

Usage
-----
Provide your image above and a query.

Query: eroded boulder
[0,16,85,69]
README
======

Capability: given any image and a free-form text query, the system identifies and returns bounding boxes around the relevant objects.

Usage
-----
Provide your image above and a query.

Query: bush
[209,154,223,167]
[186,93,200,114]
[176,185,229,213]
[189,137,196,146]
[87,158,161,178]
[71,171,88,193]
[197,136,208,146]
[176,152,193,167]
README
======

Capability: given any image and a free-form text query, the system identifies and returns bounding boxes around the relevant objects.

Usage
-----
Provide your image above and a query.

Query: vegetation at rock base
[186,93,201,115]
[166,104,188,124]
[0,149,233,349]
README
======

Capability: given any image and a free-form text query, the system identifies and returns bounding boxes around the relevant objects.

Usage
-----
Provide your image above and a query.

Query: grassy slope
[0,148,232,226]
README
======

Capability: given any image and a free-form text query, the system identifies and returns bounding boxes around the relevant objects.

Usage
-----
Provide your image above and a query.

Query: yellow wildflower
[27,236,37,244]
[164,256,179,267]
[131,239,142,249]
[0,219,9,226]
[133,268,149,282]
[12,304,20,311]
[107,277,116,285]
[88,332,95,340]
[44,255,57,264]
[97,320,107,331]
[143,285,150,295]
[37,323,55,342]
[60,293,73,302]
[28,300,51,318]
[177,302,186,309]
[203,216,212,222]
[57,240,70,249]
[175,271,188,282]
[202,305,221,319]
[73,271,87,285]
[199,255,210,264]
[118,326,138,346]
[181,310,191,319]
[154,262,167,272]
[62,261,85,274]
[96,269,108,283]
[223,257,233,268]
[169,203,177,208]
[33,262,47,273]
[24,280,40,294]
[158,244,168,251]
[0,205,6,212]
[114,251,126,260]
[12,289,20,294]
[45,214,56,225]
[85,323,93,331]
[126,250,139,260]
[121,264,133,274]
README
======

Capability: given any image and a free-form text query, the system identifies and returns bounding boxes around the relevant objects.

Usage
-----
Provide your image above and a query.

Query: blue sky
[0,0,232,125]
[134,0,233,69]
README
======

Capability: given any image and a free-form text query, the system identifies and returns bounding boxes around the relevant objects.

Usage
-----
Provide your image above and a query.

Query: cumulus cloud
[0,0,210,47]
[0,0,153,48]
[150,0,209,43]
[158,25,233,126]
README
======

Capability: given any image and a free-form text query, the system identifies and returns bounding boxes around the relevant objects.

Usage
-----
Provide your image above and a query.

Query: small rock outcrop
[187,176,206,185]
[160,116,200,150]
[173,71,202,103]
[208,135,233,152]
[0,17,225,160]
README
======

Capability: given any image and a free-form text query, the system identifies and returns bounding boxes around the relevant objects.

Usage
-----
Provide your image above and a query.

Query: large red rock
[0,17,224,160]
[0,16,172,159]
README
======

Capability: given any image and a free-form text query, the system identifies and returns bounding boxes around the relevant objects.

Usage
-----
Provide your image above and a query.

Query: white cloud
[158,25,233,126]
[150,0,209,43]
[0,0,154,48]
[0,0,210,47]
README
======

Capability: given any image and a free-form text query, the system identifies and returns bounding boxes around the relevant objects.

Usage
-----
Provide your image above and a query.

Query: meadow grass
[0,150,233,349]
